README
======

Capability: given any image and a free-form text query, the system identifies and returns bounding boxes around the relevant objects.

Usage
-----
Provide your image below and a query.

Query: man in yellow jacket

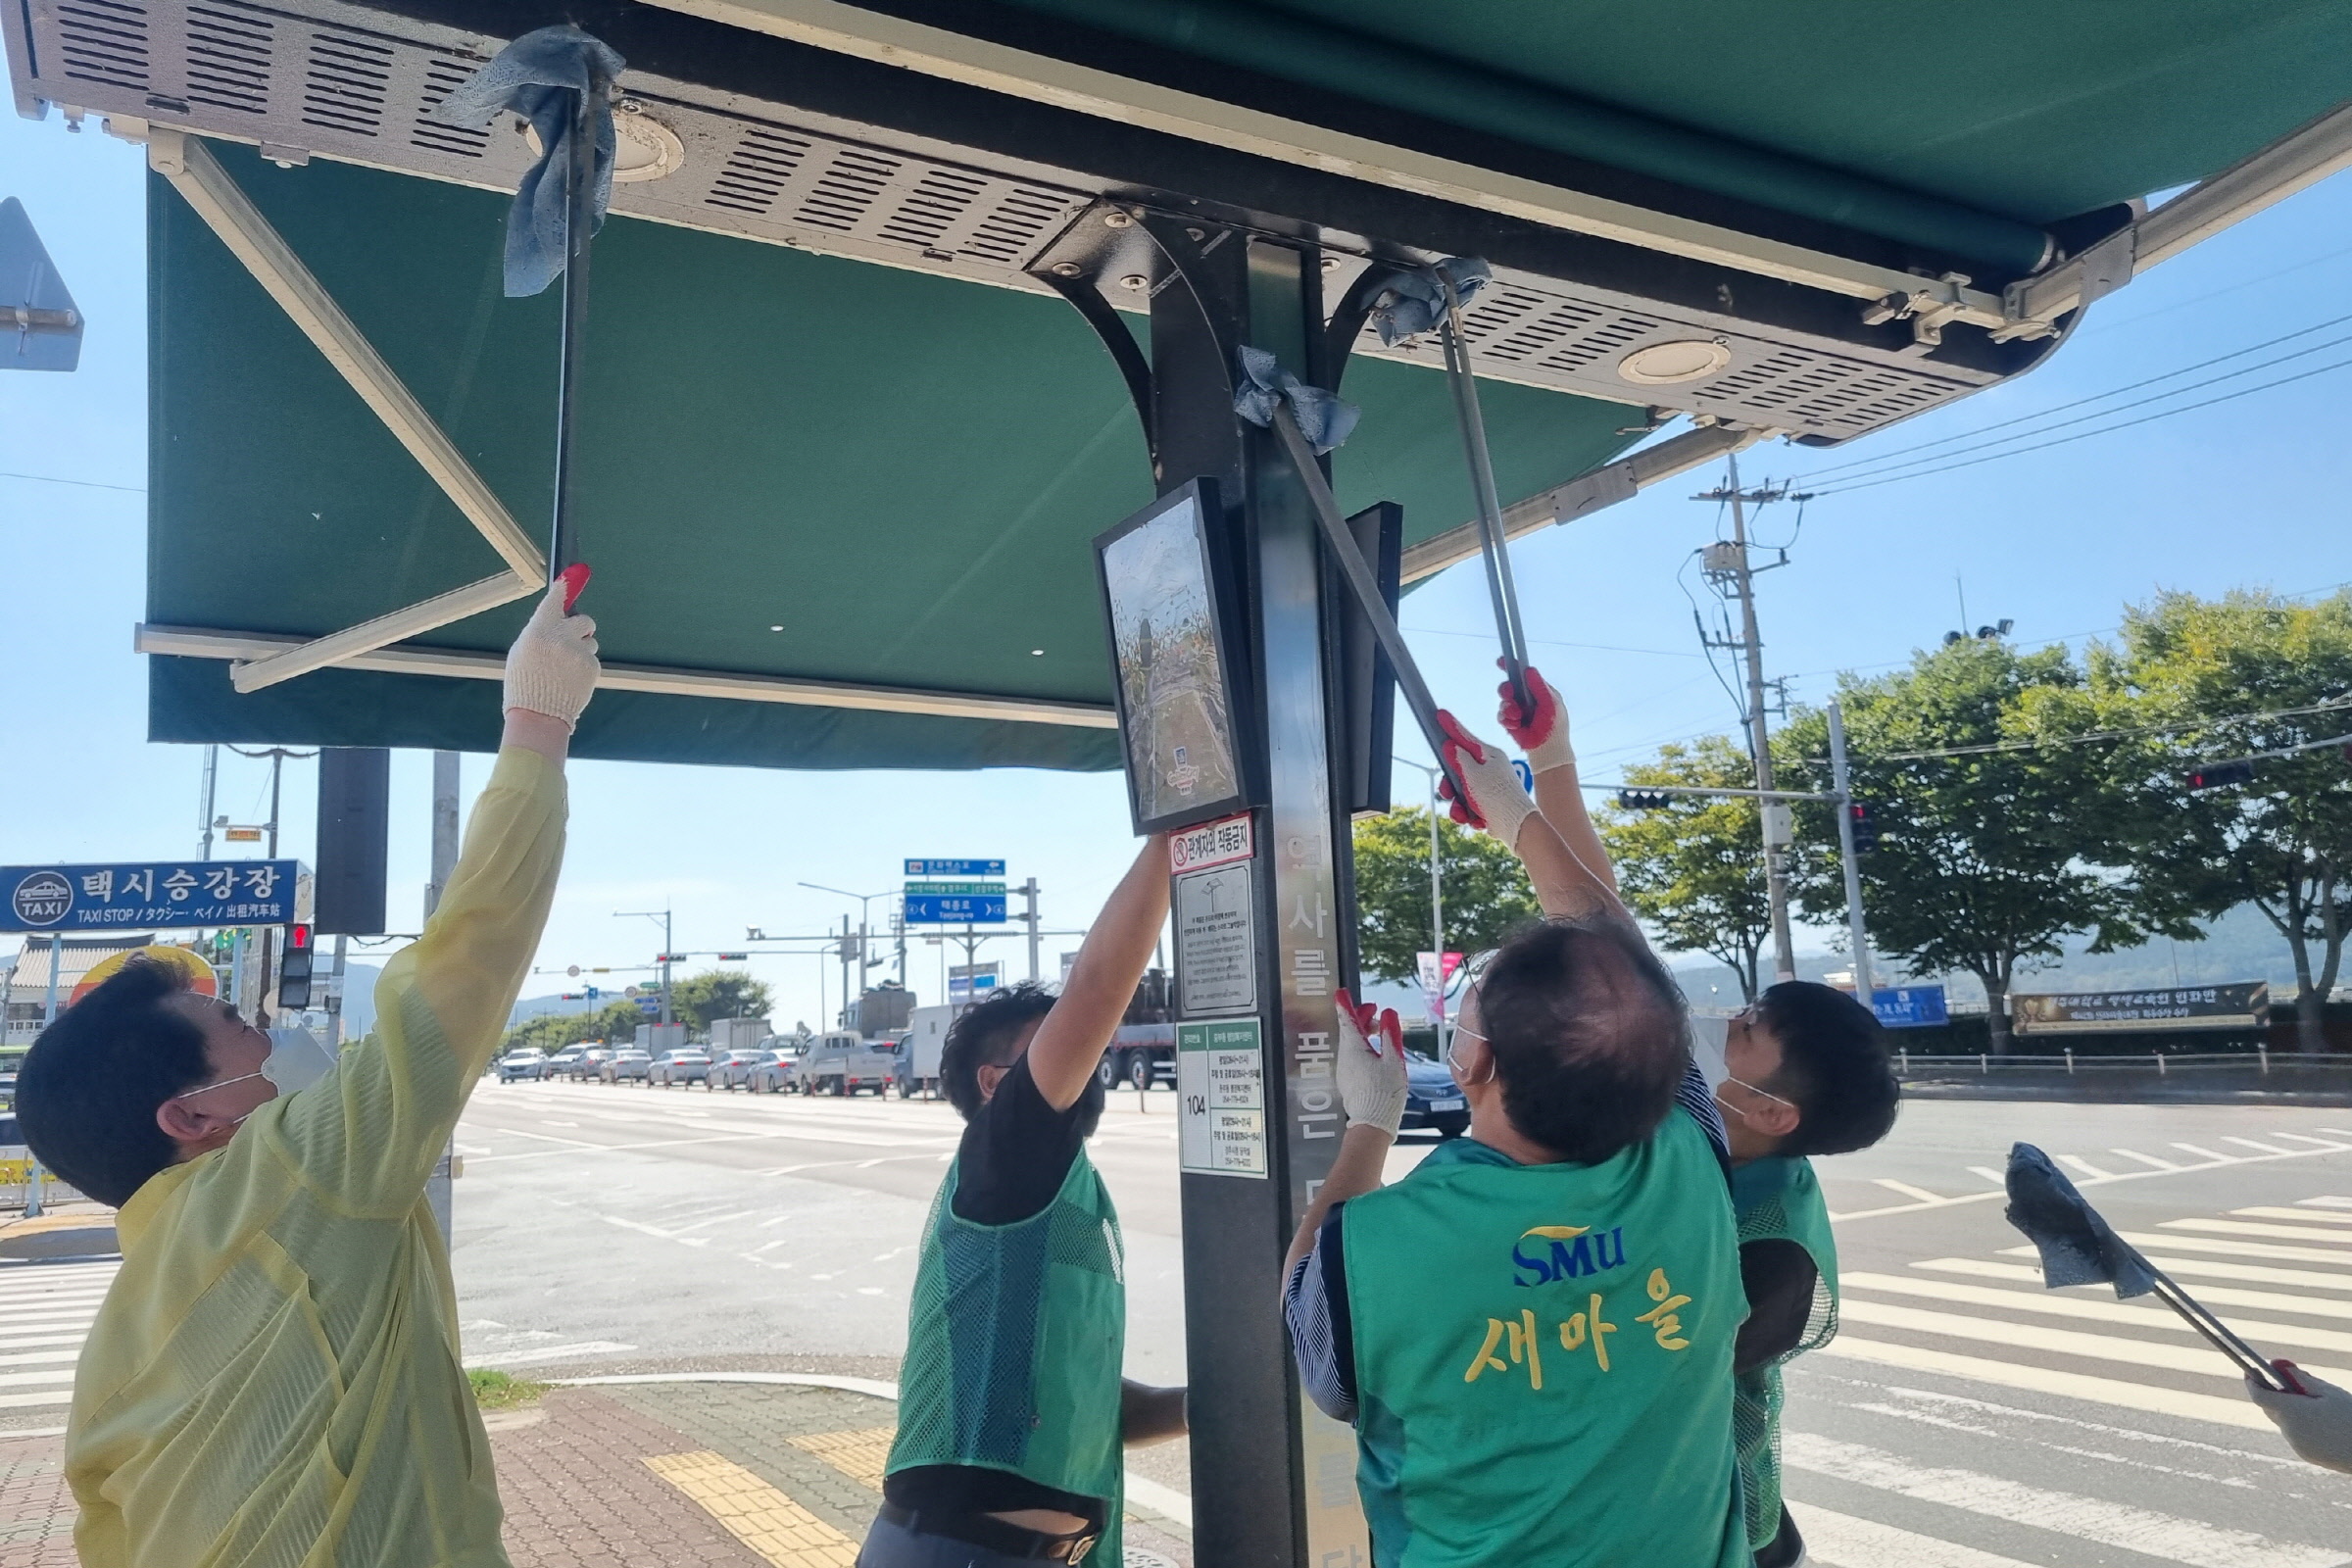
[16,581,600,1568]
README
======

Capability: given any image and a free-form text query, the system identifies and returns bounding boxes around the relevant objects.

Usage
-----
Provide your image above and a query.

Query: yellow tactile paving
[787,1426,898,1490]
[644,1450,861,1568]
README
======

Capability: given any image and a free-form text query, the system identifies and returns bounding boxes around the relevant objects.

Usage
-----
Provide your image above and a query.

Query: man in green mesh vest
[1284,665,1749,1568]
[869,837,1186,1568]
[1700,986,1900,1566]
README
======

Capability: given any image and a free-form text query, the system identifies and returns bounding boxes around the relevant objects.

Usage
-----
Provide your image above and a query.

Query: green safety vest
[886,1150,1126,1568]
[1729,1156,1840,1555]
[1343,1118,1747,1568]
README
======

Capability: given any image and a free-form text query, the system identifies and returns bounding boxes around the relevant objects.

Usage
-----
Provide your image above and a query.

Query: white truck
[788,1030,899,1096]
[709,1015,771,1054]
[903,1005,956,1099]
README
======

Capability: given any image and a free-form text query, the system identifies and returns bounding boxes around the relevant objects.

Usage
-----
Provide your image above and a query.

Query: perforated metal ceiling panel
[9,0,2009,442]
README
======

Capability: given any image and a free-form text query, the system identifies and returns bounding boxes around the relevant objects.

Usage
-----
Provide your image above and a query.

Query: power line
[0,468,145,494]
[1803,351,2352,498]
[1793,310,2352,483]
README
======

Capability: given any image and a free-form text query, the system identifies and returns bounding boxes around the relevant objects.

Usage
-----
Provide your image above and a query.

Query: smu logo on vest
[1511,1224,1628,1287]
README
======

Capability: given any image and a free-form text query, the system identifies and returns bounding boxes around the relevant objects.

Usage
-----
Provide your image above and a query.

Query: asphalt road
[8,1083,2350,1565]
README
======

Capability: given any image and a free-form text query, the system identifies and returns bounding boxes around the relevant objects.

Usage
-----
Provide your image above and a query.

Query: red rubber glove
[1496,660,1575,777]
[1436,710,1536,849]
[1333,987,1407,1135]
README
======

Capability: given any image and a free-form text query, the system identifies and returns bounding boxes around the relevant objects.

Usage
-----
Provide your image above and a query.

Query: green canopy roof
[144,145,1639,770]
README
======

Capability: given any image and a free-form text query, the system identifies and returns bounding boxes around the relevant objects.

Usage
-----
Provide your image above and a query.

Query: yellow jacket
[66,746,565,1568]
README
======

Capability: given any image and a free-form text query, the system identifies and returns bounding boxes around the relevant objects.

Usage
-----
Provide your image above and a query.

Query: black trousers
[1754,1504,1807,1568]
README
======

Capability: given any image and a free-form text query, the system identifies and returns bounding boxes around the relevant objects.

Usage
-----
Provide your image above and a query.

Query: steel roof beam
[135,624,1121,728]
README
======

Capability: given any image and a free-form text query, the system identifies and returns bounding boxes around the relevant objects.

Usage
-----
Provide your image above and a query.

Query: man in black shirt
[868,838,1186,1568]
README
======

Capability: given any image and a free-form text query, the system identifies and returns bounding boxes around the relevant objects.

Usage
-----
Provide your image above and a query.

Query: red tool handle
[558,562,593,614]
[2275,1358,2315,1396]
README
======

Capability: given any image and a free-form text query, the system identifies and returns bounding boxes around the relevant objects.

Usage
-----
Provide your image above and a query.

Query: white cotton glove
[1496,661,1574,777]
[1334,987,1408,1137]
[2250,1361,2352,1473]
[502,574,601,731]
[1435,710,1537,851]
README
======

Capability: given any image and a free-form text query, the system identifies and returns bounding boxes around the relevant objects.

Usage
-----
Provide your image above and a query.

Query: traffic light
[275,923,314,1009]
[2186,760,2255,791]
[1617,788,1675,810]
[1848,803,1880,853]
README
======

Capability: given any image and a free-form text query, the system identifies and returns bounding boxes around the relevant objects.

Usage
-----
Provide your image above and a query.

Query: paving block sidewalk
[0,1379,1192,1568]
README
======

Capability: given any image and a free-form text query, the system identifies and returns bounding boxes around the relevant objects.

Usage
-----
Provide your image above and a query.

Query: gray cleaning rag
[433,24,626,297]
[1365,257,1492,346]
[1232,345,1361,453]
[2004,1142,2158,1298]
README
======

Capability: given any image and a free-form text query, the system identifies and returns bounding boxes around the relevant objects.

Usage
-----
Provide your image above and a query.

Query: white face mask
[1688,1014,1734,1093]
[175,1027,338,1113]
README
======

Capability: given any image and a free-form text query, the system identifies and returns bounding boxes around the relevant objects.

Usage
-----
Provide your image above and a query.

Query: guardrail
[1895,1049,2351,1077]
[0,1156,85,1213]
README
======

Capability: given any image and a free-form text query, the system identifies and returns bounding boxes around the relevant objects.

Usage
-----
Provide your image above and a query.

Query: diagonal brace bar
[229,574,540,694]
[146,129,547,691]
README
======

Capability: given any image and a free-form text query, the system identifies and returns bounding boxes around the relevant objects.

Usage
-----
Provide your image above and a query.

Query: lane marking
[1967,1166,2006,1187]
[2114,1230,2352,1267]
[1912,1256,2352,1322]
[2303,1194,2352,1207]
[2274,1133,2352,1150]
[1840,1271,2352,1354]
[466,1340,636,1368]
[2164,1217,2352,1247]
[1815,1337,2270,1430]
[1835,1297,2352,1382]
[2237,1205,2352,1225]
[2059,1154,2118,1181]
[2171,1144,2233,1162]
[666,1209,761,1235]
[644,1449,859,1568]
[1782,1431,2341,1568]
[1873,1179,1948,1204]
[1793,1502,2054,1568]
[2112,1149,2180,1170]
[1828,1136,2345,1223]
[787,1426,895,1489]
[2222,1137,2293,1155]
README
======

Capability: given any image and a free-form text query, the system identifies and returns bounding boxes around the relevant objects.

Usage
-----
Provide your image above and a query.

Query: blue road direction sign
[1871,985,1949,1029]
[4,860,301,932]
[905,858,1004,877]
[637,996,662,1016]
[906,893,1008,924]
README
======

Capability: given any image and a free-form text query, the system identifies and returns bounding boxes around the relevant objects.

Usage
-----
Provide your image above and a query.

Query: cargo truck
[1098,967,1175,1092]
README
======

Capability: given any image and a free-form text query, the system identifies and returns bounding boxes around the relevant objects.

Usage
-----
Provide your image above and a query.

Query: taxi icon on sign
[11,870,72,928]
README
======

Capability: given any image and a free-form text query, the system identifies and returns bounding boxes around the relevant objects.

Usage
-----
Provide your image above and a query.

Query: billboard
[2012,982,2270,1035]
[4,860,303,933]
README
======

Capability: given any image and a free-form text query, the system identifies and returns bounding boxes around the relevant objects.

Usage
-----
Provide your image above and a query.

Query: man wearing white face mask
[16,579,599,1568]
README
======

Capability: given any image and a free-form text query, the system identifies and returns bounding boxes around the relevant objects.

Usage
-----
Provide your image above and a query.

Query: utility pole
[1827,701,1875,1001]
[839,916,854,1028]
[1696,452,1796,984]
[1018,877,1041,983]
[199,744,219,859]
[28,935,63,1215]
[425,751,460,1248]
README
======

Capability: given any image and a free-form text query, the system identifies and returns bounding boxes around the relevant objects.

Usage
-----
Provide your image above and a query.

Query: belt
[878,1501,1101,1564]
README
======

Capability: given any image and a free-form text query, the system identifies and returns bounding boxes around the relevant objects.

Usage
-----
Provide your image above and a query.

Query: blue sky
[4,107,2347,1028]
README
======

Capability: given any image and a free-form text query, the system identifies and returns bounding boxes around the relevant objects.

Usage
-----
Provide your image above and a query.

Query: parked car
[710,1048,771,1091]
[544,1047,590,1078]
[601,1050,652,1083]
[1400,1053,1468,1138]
[572,1046,612,1081]
[497,1049,549,1083]
[650,1048,713,1088]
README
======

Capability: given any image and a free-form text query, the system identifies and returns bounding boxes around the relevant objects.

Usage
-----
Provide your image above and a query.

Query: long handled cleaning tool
[1431,266,1533,721]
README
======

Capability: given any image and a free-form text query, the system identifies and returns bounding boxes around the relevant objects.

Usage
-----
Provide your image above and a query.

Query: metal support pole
[1141,219,1362,1568]
[549,73,606,579]
[1020,878,1041,984]
[29,936,63,1215]
[199,744,219,860]
[426,750,460,1247]
[1827,699,1874,1002]
[1429,769,1446,1056]
[255,749,285,1020]
[662,908,674,1027]
[1723,452,1797,983]
[325,933,349,1045]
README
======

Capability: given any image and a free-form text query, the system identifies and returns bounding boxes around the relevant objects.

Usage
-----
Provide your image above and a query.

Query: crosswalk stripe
[1966,1165,2005,1186]
[2164,1217,2352,1246]
[2301,1194,2352,1207]
[1998,1241,2352,1282]
[2172,1144,2232,1162]
[2059,1153,2117,1180]
[0,1368,76,1389]
[2274,1133,2352,1150]
[1913,1256,2352,1322]
[1836,1297,2352,1383]
[1816,1337,2270,1430]
[0,1334,92,1351]
[0,1318,97,1335]
[2238,1205,2352,1225]
[1782,1433,2343,1568]
[0,1350,79,1368]
[2223,1137,2295,1155]
[1873,1179,1947,1204]
[1794,1502,2047,1568]
[2111,1149,2180,1170]
[0,1295,109,1313]
[1842,1271,2352,1355]
[0,1390,73,1409]
[2114,1230,2352,1267]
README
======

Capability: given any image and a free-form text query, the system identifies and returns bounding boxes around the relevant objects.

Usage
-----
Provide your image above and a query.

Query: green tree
[1597,736,1772,1002]
[1778,637,2151,1054]
[669,969,774,1032]
[1352,807,1542,984]
[498,997,643,1054]
[2090,590,2352,1052]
